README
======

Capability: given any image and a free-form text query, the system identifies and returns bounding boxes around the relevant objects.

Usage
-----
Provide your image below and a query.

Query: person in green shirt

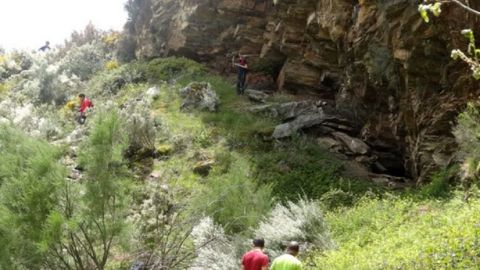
[270,241,302,270]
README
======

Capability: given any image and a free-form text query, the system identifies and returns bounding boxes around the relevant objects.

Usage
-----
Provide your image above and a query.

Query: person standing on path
[242,238,269,270]
[233,54,248,95]
[270,242,302,270]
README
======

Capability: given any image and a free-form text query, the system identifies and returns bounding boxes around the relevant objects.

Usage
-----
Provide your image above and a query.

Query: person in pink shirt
[242,239,269,270]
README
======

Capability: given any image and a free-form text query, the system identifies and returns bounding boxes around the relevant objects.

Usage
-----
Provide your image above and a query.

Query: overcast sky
[0,0,128,51]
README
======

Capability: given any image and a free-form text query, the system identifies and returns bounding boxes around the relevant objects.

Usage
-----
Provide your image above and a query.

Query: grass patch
[141,57,378,204]
[310,193,480,269]
[254,138,380,202]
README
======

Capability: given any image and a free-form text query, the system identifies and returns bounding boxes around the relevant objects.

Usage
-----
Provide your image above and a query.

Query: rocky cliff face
[124,0,480,183]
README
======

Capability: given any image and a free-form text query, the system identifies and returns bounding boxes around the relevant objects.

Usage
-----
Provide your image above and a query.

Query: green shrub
[41,108,132,270]
[59,42,108,81]
[88,62,145,97]
[0,126,64,269]
[190,155,273,235]
[417,166,457,199]
[144,57,207,82]
[315,195,480,269]
[0,207,15,269]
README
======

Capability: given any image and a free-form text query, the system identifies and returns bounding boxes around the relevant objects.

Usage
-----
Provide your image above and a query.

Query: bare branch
[442,0,480,16]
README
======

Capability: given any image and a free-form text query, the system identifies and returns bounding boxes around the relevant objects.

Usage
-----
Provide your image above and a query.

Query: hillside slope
[122,0,480,183]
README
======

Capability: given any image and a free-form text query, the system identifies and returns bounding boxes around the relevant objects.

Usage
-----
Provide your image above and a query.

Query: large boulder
[273,111,335,139]
[332,132,370,155]
[275,101,320,120]
[193,160,215,176]
[245,89,268,103]
[179,82,219,112]
[248,100,320,120]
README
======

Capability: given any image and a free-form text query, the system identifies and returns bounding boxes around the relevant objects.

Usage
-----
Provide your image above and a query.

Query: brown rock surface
[124,0,480,183]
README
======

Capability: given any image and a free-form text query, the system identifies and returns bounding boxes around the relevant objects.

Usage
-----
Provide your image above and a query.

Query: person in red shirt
[233,54,248,95]
[242,238,269,270]
[77,93,93,124]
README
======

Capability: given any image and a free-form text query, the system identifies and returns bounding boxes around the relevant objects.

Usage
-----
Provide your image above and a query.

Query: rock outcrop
[179,82,220,112]
[124,0,480,183]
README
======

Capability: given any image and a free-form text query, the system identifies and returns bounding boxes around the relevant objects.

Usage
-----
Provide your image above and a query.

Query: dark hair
[78,93,86,98]
[287,241,299,253]
[253,239,265,248]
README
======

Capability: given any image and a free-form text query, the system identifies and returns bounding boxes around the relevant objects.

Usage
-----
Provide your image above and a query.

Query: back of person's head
[252,238,265,248]
[78,93,86,99]
[286,241,300,255]
[45,41,50,45]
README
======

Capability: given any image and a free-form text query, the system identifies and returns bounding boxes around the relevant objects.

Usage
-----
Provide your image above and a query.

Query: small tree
[41,108,131,269]
[0,126,65,269]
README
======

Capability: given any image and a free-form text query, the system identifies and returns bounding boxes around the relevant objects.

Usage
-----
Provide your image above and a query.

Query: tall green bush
[0,126,65,269]
[191,156,273,235]
[40,109,132,269]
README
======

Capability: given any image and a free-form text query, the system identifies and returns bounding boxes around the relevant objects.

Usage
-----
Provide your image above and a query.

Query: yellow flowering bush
[105,60,120,71]
[103,32,121,46]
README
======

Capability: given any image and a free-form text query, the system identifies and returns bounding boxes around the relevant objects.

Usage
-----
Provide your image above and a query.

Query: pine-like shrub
[40,108,132,269]
[0,126,64,269]
[190,156,273,235]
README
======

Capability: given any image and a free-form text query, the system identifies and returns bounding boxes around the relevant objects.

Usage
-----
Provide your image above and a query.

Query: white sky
[0,0,128,51]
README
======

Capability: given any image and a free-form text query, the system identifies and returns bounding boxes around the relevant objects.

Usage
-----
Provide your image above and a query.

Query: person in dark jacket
[39,41,51,52]
[234,54,249,95]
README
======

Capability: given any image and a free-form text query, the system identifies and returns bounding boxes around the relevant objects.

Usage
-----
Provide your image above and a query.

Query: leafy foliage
[418,2,442,23]
[419,1,480,79]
